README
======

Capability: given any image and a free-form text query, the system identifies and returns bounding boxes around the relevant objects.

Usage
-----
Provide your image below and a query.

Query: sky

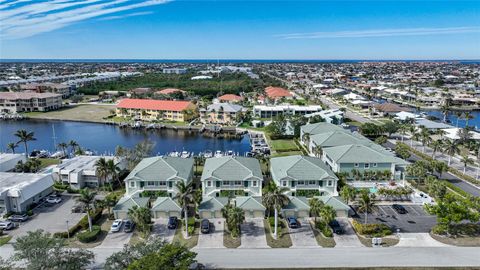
[0,0,479,60]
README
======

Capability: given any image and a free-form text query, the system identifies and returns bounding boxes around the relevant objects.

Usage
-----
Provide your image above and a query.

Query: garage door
[253,210,264,218]
[214,210,223,218]
[115,211,128,220]
[283,210,295,218]
[155,211,168,219]
[298,210,309,218]
[169,211,181,218]
[336,210,348,217]
[201,211,212,219]
[244,211,253,218]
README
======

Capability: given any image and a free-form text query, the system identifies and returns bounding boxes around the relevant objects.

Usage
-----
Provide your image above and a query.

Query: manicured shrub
[67,186,80,194]
[182,218,196,235]
[352,220,392,237]
[77,225,102,243]
[315,221,333,238]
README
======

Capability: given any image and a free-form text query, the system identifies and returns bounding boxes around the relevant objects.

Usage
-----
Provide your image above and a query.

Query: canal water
[0,120,251,155]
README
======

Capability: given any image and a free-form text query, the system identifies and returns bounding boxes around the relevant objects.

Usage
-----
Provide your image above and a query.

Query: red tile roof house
[264,86,293,102]
[156,88,187,95]
[217,94,243,103]
[116,98,197,122]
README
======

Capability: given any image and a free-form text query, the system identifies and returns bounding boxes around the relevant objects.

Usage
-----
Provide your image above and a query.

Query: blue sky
[0,0,479,59]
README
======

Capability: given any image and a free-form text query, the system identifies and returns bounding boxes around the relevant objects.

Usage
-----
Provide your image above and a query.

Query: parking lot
[197,218,225,248]
[4,194,85,240]
[239,218,268,248]
[287,219,318,248]
[151,218,176,243]
[354,204,437,233]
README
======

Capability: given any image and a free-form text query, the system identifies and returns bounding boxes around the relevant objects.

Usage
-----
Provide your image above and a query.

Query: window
[147,181,155,186]
[364,163,370,169]
[234,181,242,186]
[318,181,323,187]
[223,181,230,186]
[298,181,305,185]
[252,181,258,187]
[309,180,316,185]
[373,163,378,167]
[354,163,359,167]
[207,181,212,187]
[282,181,287,187]
[130,182,135,188]
[327,180,333,187]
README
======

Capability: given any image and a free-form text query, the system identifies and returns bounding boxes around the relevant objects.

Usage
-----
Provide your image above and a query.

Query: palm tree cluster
[173,182,196,238]
[308,197,336,226]
[128,206,153,238]
[77,189,97,232]
[349,169,392,181]
[13,129,36,158]
[262,182,290,239]
[377,187,413,200]
[14,159,41,173]
[95,157,122,190]
[221,204,245,238]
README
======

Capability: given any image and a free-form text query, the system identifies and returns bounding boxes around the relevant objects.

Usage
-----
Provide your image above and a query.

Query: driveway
[197,218,225,248]
[356,205,437,233]
[333,218,363,247]
[151,218,175,243]
[99,230,132,248]
[239,218,268,248]
[4,194,85,240]
[397,233,449,247]
[288,219,318,248]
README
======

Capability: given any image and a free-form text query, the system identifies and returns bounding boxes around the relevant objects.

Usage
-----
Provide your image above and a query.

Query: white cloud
[276,27,480,39]
[0,0,171,39]
[98,11,154,21]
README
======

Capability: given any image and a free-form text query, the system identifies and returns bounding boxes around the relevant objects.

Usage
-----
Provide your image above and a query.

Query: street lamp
[66,220,70,239]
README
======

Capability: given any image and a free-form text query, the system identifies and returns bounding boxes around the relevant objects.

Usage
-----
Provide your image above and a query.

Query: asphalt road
[384,141,480,197]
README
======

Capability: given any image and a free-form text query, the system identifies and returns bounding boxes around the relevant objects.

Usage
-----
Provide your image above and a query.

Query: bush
[26,210,33,216]
[67,186,80,194]
[77,225,102,243]
[53,182,69,191]
[352,220,392,237]
[315,221,333,238]
[54,208,103,239]
[182,218,196,235]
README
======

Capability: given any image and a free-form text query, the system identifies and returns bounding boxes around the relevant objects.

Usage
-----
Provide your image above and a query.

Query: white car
[110,219,123,232]
[46,196,62,204]
[0,221,15,230]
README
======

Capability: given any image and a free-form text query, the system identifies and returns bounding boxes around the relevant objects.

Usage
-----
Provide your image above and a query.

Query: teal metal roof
[235,196,266,211]
[198,197,229,211]
[270,155,337,182]
[310,130,369,148]
[201,156,263,181]
[318,196,350,211]
[301,122,344,136]
[323,144,400,164]
[151,197,182,212]
[282,196,310,211]
[113,196,150,211]
[125,157,193,183]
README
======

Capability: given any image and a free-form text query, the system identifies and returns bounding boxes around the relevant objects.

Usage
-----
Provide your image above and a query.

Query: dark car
[71,204,86,213]
[286,217,300,228]
[392,204,408,214]
[167,217,178,229]
[8,214,29,222]
[329,220,344,235]
[200,219,210,234]
[124,220,135,233]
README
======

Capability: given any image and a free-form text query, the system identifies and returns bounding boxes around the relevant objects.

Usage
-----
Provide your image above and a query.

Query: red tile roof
[265,86,292,99]
[117,98,193,112]
[156,88,186,95]
[218,94,243,101]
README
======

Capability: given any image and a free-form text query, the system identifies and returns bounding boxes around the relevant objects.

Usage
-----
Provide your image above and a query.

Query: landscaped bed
[172,220,199,249]
[429,223,480,247]
[351,219,398,247]
[264,218,292,248]
[223,229,241,248]
[310,220,336,248]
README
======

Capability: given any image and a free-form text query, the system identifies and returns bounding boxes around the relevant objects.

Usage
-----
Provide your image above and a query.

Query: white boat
[225,150,234,156]
[146,123,156,129]
[214,150,223,158]
[169,151,180,157]
[181,151,190,158]
[50,151,65,159]
[203,150,213,158]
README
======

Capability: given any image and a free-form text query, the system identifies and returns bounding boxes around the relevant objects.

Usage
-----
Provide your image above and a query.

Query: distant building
[253,104,322,118]
[127,87,153,97]
[0,153,26,172]
[0,172,54,214]
[191,75,213,80]
[0,91,62,113]
[217,94,243,103]
[156,88,187,96]
[163,68,187,74]
[20,82,72,98]
[373,103,412,117]
[52,156,126,189]
[116,98,197,122]
[265,86,293,101]
[200,103,244,125]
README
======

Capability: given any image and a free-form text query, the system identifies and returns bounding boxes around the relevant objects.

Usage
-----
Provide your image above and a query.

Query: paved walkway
[197,218,225,249]
[239,218,269,249]
[397,233,449,247]
[333,218,363,247]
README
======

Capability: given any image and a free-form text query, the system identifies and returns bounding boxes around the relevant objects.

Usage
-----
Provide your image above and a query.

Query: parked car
[0,221,15,230]
[46,196,62,204]
[167,217,178,229]
[123,220,135,233]
[71,204,85,213]
[392,204,408,214]
[200,219,210,234]
[110,219,123,232]
[188,262,205,270]
[329,220,344,234]
[8,214,29,222]
[286,217,300,228]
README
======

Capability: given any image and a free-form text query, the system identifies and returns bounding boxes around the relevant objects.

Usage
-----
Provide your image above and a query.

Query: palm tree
[398,124,409,143]
[57,142,69,157]
[312,145,323,158]
[340,185,357,205]
[78,189,96,232]
[95,157,110,187]
[454,111,463,127]
[174,181,195,238]
[408,125,417,147]
[436,129,447,140]
[7,142,18,153]
[128,206,152,238]
[308,197,324,224]
[222,205,245,238]
[319,205,336,225]
[443,140,460,165]
[460,154,474,174]
[106,159,121,188]
[420,129,431,153]
[430,140,443,158]
[14,129,36,158]
[302,133,310,146]
[464,112,474,128]
[357,190,375,224]
[262,183,290,239]
[69,140,79,155]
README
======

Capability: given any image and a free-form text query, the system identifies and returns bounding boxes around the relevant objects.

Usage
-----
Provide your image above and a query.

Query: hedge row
[77,225,102,243]
[351,220,392,237]
[314,221,333,238]
[54,208,103,238]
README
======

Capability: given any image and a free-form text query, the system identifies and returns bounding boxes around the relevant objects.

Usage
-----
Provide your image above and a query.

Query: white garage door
[115,211,128,220]
[169,211,181,218]
[201,211,212,219]
[336,209,348,217]
[253,210,264,218]
[155,211,168,219]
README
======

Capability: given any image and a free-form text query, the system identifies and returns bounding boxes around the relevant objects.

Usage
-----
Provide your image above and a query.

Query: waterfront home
[201,156,263,198]
[373,103,412,117]
[304,109,344,124]
[124,157,194,198]
[300,122,344,143]
[253,104,322,118]
[20,82,72,98]
[151,196,182,218]
[0,91,62,113]
[0,172,54,214]
[217,94,243,103]
[198,196,229,218]
[234,196,266,218]
[0,153,26,172]
[113,196,150,219]
[199,103,244,125]
[52,155,126,189]
[270,155,338,197]
[115,98,197,122]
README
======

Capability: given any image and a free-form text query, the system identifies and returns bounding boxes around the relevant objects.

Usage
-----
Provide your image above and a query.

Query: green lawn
[172,222,199,249]
[0,236,12,246]
[270,151,303,157]
[270,139,299,152]
[39,158,61,169]
[264,220,292,248]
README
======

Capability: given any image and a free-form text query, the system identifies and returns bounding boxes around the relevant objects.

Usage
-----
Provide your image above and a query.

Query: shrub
[67,186,80,194]
[26,210,33,216]
[315,221,333,238]
[352,220,392,237]
[182,218,196,235]
[268,216,285,229]
[77,225,102,243]
[53,182,69,191]
[296,189,320,198]
[54,208,103,239]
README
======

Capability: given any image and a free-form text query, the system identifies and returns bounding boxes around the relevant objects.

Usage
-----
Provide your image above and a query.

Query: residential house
[217,94,243,103]
[0,92,62,113]
[265,86,293,102]
[199,103,244,125]
[116,98,197,122]
[253,104,322,118]
[373,103,412,117]
[0,153,26,172]
[113,196,150,219]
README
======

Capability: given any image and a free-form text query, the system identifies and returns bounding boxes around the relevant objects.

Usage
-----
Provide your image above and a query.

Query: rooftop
[117,98,193,112]
[0,172,54,198]
[0,91,62,100]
